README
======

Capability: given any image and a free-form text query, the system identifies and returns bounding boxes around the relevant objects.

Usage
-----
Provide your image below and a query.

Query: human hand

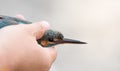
[0,15,57,71]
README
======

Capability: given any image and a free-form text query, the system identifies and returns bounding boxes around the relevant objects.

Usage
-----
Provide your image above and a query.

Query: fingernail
[41,21,50,30]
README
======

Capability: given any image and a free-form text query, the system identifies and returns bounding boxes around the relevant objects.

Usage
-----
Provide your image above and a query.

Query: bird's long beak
[54,38,87,44]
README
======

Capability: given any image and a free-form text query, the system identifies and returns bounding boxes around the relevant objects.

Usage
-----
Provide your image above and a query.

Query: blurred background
[0,0,120,71]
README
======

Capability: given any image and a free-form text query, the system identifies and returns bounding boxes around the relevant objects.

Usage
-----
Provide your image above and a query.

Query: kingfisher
[0,15,87,47]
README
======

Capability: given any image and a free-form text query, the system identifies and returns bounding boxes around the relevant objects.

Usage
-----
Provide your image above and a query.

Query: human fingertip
[40,21,50,30]
[15,14,26,20]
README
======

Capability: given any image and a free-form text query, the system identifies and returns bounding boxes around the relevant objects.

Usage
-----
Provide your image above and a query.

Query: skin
[0,15,57,71]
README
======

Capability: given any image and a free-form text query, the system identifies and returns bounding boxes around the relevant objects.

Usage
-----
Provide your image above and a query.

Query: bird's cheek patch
[41,40,48,47]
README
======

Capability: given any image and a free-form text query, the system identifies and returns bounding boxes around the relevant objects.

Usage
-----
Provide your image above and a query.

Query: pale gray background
[0,0,120,71]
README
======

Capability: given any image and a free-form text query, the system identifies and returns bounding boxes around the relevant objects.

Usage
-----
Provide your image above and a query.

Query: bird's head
[37,30,87,47]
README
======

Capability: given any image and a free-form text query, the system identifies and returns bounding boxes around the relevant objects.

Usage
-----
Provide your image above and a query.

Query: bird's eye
[48,38,54,42]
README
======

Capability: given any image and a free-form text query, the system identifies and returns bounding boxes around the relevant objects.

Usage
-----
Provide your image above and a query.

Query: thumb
[26,21,50,39]
[15,15,50,39]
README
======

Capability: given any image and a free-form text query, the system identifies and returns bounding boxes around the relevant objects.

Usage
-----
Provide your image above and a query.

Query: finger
[43,47,57,63]
[15,14,26,20]
[27,21,50,39]
[48,47,57,63]
[15,15,50,39]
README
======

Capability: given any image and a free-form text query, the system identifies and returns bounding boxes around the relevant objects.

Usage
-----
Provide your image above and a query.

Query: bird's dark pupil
[48,38,54,42]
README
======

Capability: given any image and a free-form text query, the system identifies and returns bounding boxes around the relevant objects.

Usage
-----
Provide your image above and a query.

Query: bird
[0,15,87,47]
